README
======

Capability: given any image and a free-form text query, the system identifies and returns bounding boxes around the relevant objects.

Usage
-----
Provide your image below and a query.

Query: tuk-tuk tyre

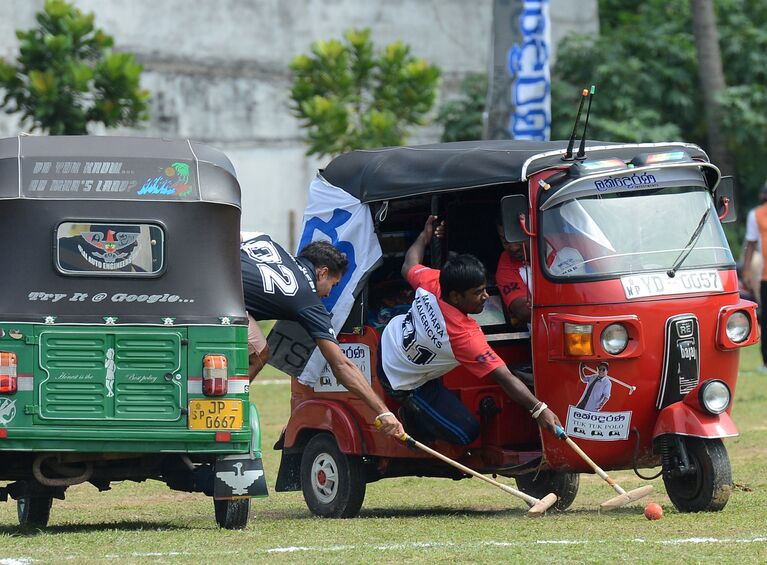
[213,498,251,530]
[300,433,366,518]
[514,471,580,512]
[17,495,53,528]
[663,436,731,513]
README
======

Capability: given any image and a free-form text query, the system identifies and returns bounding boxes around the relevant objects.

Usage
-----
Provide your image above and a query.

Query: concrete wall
[0,0,597,248]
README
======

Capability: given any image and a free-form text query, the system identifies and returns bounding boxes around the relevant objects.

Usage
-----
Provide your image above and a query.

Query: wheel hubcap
[311,453,338,503]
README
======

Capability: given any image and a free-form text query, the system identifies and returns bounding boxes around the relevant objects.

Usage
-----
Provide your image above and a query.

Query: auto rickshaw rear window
[55,222,165,276]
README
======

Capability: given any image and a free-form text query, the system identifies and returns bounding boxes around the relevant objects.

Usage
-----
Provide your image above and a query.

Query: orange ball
[644,502,663,520]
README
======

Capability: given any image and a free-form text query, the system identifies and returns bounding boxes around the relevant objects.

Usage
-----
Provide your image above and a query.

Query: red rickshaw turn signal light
[0,352,18,394]
[564,323,594,356]
[202,354,228,396]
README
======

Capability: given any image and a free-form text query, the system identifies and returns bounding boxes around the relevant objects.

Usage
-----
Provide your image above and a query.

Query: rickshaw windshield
[540,185,734,278]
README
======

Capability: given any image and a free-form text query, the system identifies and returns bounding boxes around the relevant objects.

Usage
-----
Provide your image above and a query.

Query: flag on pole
[267,174,382,385]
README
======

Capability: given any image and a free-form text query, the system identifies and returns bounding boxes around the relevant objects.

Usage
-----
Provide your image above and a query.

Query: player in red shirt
[495,230,532,327]
[378,216,561,444]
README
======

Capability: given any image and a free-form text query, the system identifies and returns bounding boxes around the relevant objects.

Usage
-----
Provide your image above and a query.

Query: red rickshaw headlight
[698,380,730,415]
[203,354,228,396]
[564,323,593,356]
[725,311,750,343]
[600,323,628,355]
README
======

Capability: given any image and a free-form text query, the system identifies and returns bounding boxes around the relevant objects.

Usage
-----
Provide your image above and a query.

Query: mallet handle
[607,375,636,393]
[403,434,540,506]
[557,429,625,495]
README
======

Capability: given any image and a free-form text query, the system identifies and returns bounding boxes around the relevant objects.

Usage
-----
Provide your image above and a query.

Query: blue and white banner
[268,174,382,384]
[485,0,551,141]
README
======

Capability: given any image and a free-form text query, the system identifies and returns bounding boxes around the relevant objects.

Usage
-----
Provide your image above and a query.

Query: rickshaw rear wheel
[300,433,366,518]
[663,437,731,513]
[515,471,580,511]
[213,498,251,529]
[17,495,53,528]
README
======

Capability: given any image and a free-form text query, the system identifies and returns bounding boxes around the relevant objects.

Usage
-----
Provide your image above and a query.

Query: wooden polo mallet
[376,421,557,517]
[555,426,652,511]
[582,364,636,395]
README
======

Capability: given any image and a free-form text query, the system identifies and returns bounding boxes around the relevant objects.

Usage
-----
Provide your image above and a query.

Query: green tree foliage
[552,0,767,208]
[0,0,149,135]
[289,29,441,157]
[437,73,487,142]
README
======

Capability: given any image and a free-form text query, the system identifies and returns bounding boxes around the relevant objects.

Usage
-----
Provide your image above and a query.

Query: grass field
[1,346,766,564]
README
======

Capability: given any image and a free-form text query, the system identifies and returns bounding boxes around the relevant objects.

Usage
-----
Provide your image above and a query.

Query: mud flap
[213,454,268,499]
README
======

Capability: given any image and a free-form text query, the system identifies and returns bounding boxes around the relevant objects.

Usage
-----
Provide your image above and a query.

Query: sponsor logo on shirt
[475,350,498,364]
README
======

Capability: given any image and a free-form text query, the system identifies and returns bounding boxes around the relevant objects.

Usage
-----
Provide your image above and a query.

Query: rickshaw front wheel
[17,495,53,528]
[663,437,731,513]
[515,471,580,511]
[300,433,366,518]
[214,498,251,529]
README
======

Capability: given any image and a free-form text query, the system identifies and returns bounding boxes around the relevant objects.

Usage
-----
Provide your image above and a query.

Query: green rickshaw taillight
[0,352,17,394]
[203,354,228,396]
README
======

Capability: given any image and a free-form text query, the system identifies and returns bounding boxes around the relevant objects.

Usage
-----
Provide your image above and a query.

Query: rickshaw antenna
[562,88,589,161]
[575,85,596,160]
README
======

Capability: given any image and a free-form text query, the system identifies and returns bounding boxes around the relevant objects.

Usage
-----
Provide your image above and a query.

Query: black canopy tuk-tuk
[0,135,266,529]
[276,139,755,518]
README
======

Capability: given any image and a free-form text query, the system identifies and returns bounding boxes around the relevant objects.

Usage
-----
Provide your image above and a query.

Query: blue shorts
[377,350,479,445]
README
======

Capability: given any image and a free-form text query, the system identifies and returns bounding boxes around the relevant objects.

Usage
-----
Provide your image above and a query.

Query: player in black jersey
[241,233,403,438]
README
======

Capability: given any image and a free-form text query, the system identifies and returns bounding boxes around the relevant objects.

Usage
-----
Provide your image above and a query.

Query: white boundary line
[7,537,767,561]
[262,537,767,553]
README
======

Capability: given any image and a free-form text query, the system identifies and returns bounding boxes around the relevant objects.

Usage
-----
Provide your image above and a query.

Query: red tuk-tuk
[273,140,757,517]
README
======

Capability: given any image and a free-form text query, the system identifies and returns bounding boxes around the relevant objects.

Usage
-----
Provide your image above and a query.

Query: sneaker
[758,365,767,373]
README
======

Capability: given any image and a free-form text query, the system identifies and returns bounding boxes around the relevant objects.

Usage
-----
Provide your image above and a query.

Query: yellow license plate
[188,399,243,430]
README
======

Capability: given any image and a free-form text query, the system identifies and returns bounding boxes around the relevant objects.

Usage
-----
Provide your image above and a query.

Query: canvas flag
[267,174,382,384]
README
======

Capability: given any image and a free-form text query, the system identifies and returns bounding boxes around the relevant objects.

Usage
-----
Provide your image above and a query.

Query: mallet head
[599,485,654,511]
[526,492,557,518]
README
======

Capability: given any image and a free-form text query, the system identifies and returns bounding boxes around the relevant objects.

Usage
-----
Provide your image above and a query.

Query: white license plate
[621,270,722,299]
[313,343,371,392]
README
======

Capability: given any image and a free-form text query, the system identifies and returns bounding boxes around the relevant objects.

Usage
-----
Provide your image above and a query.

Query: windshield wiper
[667,206,711,278]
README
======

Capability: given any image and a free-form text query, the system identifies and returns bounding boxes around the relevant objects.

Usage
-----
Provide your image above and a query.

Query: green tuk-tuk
[0,135,266,529]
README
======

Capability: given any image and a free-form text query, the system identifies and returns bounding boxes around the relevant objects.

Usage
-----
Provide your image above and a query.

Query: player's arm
[315,338,404,438]
[508,296,531,322]
[402,215,443,278]
[486,365,561,434]
[496,260,531,323]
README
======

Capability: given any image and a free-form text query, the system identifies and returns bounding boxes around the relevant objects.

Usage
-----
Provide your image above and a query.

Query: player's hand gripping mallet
[376,420,557,517]
[555,426,652,511]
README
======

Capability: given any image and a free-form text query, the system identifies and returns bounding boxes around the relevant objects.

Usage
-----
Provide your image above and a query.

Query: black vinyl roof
[322,140,709,202]
[0,135,240,207]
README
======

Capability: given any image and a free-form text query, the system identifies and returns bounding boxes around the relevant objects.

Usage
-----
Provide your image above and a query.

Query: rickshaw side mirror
[501,194,530,242]
[715,176,737,223]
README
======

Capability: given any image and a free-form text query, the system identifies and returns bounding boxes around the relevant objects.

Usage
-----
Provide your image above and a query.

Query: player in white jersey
[379,217,561,445]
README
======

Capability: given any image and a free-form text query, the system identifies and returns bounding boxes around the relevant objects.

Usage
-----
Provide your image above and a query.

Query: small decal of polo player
[105,348,116,398]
